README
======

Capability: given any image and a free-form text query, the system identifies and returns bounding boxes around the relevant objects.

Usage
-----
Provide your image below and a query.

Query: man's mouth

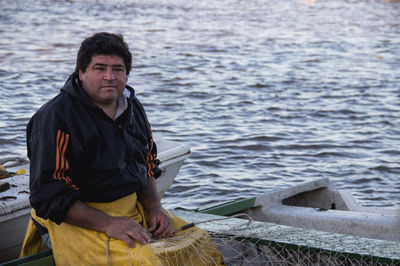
[101,85,118,89]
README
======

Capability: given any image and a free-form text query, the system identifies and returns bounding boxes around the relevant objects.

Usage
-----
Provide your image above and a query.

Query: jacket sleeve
[27,111,80,224]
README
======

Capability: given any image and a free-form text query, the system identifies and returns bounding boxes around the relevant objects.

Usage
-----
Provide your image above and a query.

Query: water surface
[1,0,399,209]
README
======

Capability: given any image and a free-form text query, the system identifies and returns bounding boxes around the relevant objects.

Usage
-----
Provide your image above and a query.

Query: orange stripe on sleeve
[146,128,157,179]
[53,130,61,180]
[60,133,69,178]
[57,132,66,179]
[52,130,78,190]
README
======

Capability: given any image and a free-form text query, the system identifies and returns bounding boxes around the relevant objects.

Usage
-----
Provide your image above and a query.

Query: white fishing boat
[172,178,400,265]
[197,178,400,242]
[0,136,190,262]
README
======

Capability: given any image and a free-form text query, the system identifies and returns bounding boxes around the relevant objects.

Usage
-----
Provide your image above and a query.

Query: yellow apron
[20,194,223,265]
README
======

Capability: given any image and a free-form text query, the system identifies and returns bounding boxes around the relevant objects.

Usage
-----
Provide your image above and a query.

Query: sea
[0,0,399,210]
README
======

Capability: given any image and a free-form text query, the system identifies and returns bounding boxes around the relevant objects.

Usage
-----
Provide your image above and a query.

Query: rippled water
[1,0,399,209]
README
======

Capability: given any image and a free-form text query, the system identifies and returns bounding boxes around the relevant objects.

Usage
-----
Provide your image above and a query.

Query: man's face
[79,55,127,107]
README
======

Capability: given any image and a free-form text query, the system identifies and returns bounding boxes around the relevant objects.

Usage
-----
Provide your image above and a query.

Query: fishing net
[210,234,399,266]
[105,221,398,266]
[160,210,400,266]
[104,218,400,266]
[105,226,223,266]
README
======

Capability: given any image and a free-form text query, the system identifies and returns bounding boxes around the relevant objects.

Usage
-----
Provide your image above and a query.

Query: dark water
[1,0,399,209]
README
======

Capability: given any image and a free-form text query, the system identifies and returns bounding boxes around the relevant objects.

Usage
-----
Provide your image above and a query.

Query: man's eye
[114,68,124,72]
[94,67,105,71]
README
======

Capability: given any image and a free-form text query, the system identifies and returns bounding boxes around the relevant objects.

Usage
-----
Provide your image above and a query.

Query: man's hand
[138,176,175,239]
[64,201,150,248]
[104,216,150,247]
[148,209,174,239]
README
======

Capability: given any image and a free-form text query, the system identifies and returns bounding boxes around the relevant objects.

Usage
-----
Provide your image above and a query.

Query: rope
[106,236,111,266]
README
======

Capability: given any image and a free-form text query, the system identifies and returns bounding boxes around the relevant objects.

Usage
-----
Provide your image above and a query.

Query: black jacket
[27,72,160,224]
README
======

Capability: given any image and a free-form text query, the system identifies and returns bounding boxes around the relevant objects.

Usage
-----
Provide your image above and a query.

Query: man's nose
[104,70,116,80]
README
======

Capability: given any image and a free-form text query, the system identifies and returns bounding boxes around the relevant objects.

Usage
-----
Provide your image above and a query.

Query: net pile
[106,226,224,266]
[210,234,399,266]
[149,228,222,265]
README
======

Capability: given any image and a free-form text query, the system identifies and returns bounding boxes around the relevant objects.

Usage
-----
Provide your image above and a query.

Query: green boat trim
[197,197,257,216]
[1,250,54,266]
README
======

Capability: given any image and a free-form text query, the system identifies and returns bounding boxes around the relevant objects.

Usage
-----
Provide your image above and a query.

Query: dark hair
[75,32,132,75]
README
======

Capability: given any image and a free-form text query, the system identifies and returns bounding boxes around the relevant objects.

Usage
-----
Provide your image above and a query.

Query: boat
[2,178,400,265]
[197,177,400,242]
[0,135,191,263]
[182,178,399,265]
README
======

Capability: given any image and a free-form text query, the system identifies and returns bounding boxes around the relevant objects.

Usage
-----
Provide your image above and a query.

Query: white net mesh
[210,234,398,266]
[109,225,399,266]
[171,210,400,266]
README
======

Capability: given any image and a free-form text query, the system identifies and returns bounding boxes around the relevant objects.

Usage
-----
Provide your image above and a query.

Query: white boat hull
[244,178,399,241]
[0,137,190,262]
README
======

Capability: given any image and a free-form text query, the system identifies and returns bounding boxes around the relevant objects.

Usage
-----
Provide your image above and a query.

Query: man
[20,32,222,265]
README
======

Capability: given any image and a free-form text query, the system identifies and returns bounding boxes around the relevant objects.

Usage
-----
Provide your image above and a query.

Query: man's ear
[78,69,84,81]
